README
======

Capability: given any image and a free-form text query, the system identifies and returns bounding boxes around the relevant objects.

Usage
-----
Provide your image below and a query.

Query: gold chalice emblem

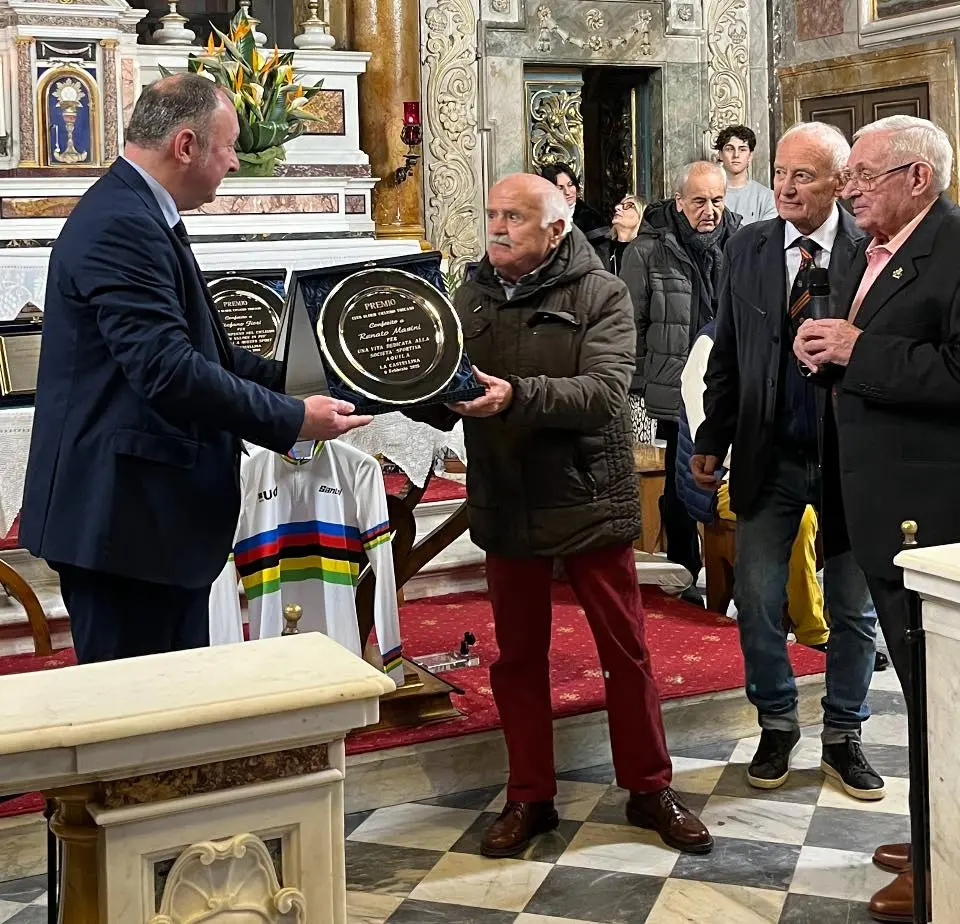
[52,78,88,165]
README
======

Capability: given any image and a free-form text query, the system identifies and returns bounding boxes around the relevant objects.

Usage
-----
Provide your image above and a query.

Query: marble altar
[896,541,960,923]
[0,0,420,324]
[0,633,394,922]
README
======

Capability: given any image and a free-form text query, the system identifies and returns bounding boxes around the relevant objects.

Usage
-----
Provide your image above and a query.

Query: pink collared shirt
[848,202,935,322]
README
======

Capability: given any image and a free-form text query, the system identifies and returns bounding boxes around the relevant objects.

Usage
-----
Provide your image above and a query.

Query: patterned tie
[788,237,822,325]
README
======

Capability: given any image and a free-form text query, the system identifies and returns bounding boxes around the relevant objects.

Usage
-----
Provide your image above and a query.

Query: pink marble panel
[187,193,340,215]
[796,0,844,40]
[345,194,366,214]
[121,57,136,127]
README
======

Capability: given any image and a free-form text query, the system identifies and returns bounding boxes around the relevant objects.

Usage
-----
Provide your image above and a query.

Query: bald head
[492,173,571,231]
[675,160,726,232]
[124,72,239,213]
[126,73,227,151]
[486,173,569,283]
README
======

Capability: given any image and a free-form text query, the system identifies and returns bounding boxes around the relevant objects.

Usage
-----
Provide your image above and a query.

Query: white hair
[779,121,850,173]
[854,115,953,193]
[674,160,726,196]
[540,183,572,236]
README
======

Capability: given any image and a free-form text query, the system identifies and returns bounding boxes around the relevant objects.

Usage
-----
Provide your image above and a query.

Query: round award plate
[317,268,464,405]
[207,276,283,358]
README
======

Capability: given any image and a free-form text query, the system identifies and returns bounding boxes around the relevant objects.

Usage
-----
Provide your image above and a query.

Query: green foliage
[179,9,323,156]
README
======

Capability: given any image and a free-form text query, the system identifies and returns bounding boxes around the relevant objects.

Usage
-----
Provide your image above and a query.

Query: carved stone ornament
[422,0,483,280]
[149,834,307,924]
[490,0,509,12]
[528,86,583,178]
[707,0,748,130]
[534,5,652,55]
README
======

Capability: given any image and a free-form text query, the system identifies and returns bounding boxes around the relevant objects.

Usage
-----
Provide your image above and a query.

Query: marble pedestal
[896,542,960,923]
[0,634,394,923]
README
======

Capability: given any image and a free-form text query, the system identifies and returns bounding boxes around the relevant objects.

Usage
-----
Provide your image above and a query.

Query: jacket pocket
[462,315,492,340]
[112,428,199,469]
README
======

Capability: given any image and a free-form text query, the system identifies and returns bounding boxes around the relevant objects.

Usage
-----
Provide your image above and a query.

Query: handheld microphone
[796,267,830,377]
[805,267,831,321]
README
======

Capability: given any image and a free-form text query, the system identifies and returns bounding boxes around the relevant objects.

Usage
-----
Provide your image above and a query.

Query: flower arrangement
[163,9,323,176]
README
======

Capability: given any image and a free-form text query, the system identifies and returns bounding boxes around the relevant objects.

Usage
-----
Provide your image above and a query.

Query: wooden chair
[702,514,825,617]
[0,555,53,656]
[703,517,737,615]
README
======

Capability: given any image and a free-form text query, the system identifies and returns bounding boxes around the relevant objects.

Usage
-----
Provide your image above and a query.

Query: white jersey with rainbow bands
[231,439,403,683]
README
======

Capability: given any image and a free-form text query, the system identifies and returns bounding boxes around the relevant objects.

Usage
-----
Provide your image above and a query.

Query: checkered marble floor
[0,669,908,924]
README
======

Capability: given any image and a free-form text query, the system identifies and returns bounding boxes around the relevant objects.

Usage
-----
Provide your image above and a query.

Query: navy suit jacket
[20,159,304,588]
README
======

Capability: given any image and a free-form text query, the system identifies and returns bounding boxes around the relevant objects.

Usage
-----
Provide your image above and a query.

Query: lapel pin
[892,267,903,279]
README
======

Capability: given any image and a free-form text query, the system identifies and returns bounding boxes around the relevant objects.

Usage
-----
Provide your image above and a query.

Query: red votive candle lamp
[403,101,421,126]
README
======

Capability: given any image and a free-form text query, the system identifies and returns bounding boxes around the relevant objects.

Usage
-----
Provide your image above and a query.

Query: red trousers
[486,543,673,802]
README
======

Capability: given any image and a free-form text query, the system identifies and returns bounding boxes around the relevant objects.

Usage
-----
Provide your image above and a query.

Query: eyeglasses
[615,201,638,212]
[839,162,917,191]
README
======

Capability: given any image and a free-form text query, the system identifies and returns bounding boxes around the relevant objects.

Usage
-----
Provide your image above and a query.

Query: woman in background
[539,163,609,249]
[604,194,646,275]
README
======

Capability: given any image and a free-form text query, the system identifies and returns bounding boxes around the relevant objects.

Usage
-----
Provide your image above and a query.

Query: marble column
[352,0,425,239]
[100,39,120,164]
[15,38,36,167]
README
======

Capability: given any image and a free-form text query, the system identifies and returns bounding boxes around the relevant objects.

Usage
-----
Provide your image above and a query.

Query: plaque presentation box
[0,304,43,407]
[277,251,484,414]
[203,269,286,358]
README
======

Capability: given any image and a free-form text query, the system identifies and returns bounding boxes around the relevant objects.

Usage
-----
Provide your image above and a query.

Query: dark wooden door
[800,83,930,143]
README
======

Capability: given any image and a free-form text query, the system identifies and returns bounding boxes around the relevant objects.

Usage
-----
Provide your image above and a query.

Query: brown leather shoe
[873,842,911,874]
[480,800,559,858]
[626,787,714,854]
[868,870,931,923]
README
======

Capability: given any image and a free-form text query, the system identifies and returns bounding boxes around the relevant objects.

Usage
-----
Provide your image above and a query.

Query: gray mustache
[488,235,511,247]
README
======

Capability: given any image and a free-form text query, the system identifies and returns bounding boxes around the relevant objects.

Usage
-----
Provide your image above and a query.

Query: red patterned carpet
[382,473,467,503]
[0,580,826,815]
[346,584,826,754]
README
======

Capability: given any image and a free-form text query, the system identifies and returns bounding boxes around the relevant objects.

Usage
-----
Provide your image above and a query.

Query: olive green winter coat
[435,227,641,557]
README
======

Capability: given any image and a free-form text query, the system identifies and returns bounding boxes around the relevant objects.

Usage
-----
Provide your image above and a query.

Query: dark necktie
[788,237,822,325]
[171,219,233,367]
[173,219,191,248]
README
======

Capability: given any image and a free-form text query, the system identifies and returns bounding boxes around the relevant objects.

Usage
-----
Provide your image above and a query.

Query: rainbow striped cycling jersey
[211,439,403,682]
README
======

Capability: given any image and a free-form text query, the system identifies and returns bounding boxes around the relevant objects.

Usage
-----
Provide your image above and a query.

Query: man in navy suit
[20,74,372,663]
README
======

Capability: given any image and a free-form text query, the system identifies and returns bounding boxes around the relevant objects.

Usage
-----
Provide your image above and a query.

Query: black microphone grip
[796,267,830,377]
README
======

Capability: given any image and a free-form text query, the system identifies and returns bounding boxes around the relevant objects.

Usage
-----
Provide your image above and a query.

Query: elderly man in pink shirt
[796,114,960,924]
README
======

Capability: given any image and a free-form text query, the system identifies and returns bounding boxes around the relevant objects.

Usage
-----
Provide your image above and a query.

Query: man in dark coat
[621,162,740,602]
[692,122,883,802]
[19,75,370,663]
[795,115,960,923]
[419,172,712,860]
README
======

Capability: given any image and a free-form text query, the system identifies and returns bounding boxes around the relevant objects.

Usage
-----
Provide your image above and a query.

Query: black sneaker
[821,736,886,801]
[747,728,801,789]
[874,651,889,672]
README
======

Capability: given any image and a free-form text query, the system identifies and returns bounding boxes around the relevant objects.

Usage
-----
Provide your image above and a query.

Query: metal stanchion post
[901,520,931,923]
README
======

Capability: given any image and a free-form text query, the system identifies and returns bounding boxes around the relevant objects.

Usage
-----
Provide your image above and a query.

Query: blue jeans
[734,451,876,743]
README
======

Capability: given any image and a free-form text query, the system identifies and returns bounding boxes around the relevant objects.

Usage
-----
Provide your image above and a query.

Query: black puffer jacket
[620,200,740,421]
[415,228,641,557]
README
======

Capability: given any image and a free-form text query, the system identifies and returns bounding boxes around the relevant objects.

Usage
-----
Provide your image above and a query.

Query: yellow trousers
[717,483,829,648]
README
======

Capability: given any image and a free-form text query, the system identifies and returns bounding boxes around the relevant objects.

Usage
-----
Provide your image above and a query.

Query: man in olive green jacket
[421,173,713,859]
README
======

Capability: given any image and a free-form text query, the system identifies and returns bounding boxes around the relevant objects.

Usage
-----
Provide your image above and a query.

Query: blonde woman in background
[603,194,646,276]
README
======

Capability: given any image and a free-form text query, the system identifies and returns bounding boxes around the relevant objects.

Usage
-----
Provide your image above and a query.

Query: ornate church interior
[0,0,958,922]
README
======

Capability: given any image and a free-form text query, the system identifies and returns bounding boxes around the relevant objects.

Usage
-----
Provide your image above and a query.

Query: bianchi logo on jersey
[257,486,277,503]
[318,485,343,496]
